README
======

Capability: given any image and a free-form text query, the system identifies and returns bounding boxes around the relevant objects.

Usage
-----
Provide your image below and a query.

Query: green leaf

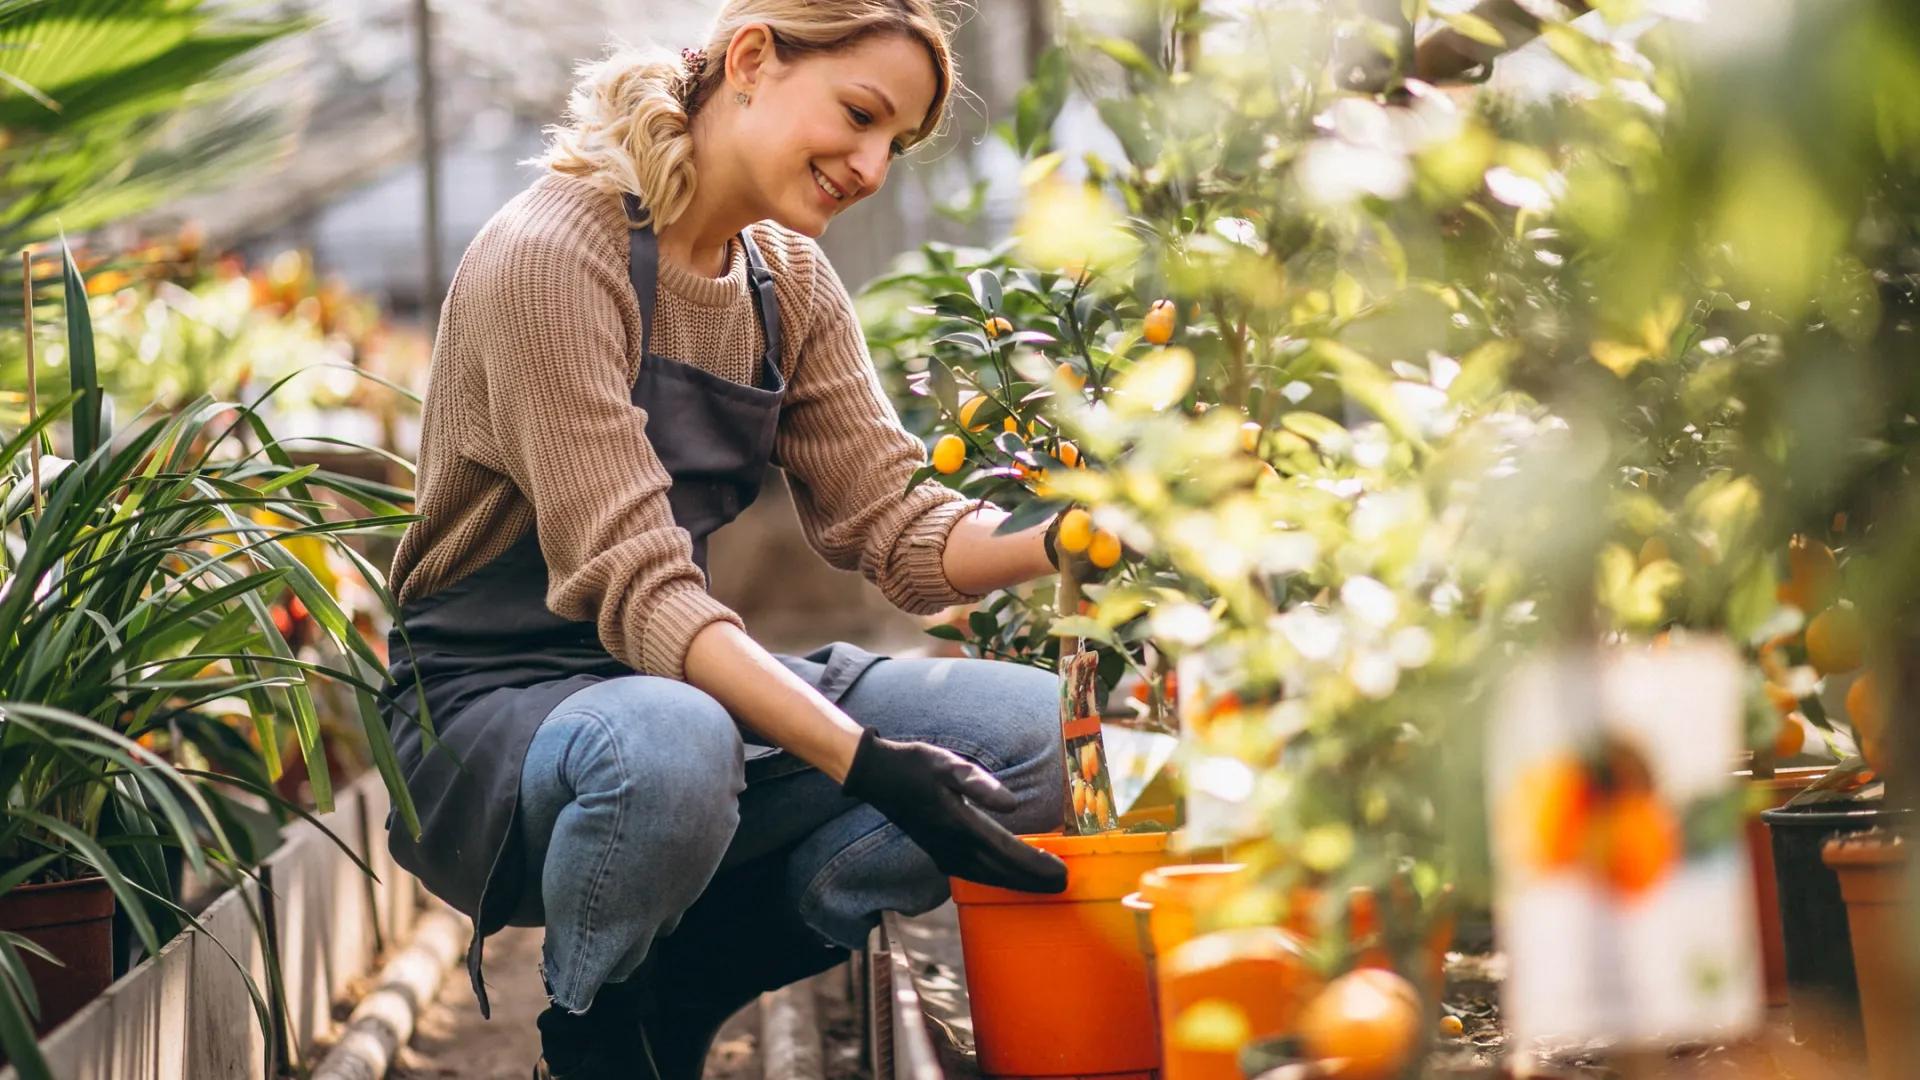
[968,268,1003,314]
[1439,11,1506,48]
[1091,36,1158,77]
[61,236,100,458]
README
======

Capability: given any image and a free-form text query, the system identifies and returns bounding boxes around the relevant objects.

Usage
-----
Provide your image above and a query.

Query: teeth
[812,166,845,200]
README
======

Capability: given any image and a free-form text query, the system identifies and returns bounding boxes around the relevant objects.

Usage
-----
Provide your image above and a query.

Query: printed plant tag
[1060,649,1118,834]
[1488,641,1760,1051]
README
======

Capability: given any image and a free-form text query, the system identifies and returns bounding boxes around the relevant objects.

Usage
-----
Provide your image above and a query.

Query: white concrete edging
[310,904,467,1080]
[0,770,426,1080]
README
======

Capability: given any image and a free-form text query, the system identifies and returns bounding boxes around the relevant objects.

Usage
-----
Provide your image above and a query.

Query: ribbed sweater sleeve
[773,241,985,615]
[466,209,743,680]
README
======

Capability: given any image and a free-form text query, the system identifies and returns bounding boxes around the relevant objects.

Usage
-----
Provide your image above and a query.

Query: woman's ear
[725,23,781,97]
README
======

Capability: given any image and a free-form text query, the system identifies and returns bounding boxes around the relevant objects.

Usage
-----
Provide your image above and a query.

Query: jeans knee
[953,659,1063,772]
[547,678,745,847]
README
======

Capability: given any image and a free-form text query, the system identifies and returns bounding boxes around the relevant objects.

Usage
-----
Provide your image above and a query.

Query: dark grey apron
[383,194,883,1016]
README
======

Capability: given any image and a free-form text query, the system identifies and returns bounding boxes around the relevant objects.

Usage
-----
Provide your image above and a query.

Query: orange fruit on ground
[1763,681,1801,716]
[1298,969,1422,1080]
[958,395,990,432]
[1056,508,1093,554]
[1439,1014,1465,1038]
[1514,757,1594,871]
[1593,791,1680,897]
[1806,606,1864,675]
[1055,361,1085,390]
[1848,670,1886,742]
[1774,715,1807,758]
[1057,440,1081,468]
[1144,298,1177,344]
[931,434,966,475]
[1087,529,1122,569]
[984,316,1013,338]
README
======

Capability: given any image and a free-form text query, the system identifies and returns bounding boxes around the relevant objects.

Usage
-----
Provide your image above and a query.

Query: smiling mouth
[812,164,847,202]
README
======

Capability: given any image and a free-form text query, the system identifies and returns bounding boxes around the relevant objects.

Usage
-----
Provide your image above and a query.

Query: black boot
[532,976,662,1080]
[636,844,852,1080]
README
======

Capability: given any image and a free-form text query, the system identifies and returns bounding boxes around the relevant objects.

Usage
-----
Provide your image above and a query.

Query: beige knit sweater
[391,173,979,680]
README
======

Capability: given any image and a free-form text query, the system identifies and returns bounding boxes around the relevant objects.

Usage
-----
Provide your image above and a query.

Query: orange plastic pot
[1823,832,1915,1080]
[1741,766,1829,1007]
[1138,863,1250,958]
[951,832,1183,1078]
[1158,927,1321,1080]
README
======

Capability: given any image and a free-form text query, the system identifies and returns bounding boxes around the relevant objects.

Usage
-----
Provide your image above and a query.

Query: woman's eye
[847,106,872,126]
[889,140,906,158]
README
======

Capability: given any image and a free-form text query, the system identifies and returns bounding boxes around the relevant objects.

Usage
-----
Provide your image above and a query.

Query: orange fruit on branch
[931,434,966,475]
[1777,535,1839,614]
[1087,529,1122,569]
[1763,681,1801,717]
[1240,421,1262,454]
[1056,508,1093,554]
[1057,440,1082,468]
[958,395,991,432]
[1847,670,1887,743]
[1774,715,1807,758]
[1298,969,1422,1080]
[1144,298,1177,345]
[1055,361,1085,390]
[984,316,1013,338]
[1806,606,1863,675]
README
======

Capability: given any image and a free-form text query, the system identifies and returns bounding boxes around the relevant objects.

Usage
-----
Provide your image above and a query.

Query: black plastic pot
[1760,801,1907,1055]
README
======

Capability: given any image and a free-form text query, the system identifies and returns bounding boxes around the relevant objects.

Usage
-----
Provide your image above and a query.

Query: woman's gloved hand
[840,728,1068,894]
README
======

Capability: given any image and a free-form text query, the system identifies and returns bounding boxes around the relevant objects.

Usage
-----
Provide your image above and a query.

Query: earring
[735,91,749,105]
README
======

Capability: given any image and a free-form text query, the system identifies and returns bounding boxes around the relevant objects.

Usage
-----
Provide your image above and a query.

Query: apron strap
[620,192,784,391]
[620,192,664,360]
[741,232,784,388]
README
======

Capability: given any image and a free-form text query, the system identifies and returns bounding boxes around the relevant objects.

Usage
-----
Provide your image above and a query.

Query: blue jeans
[512,654,1064,1012]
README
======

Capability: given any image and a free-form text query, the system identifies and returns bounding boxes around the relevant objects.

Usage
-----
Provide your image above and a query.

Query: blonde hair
[541,0,956,229]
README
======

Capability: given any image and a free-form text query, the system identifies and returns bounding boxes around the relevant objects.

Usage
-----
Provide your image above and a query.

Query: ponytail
[542,44,704,229]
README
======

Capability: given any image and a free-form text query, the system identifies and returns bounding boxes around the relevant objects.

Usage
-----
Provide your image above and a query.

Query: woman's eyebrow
[851,81,899,119]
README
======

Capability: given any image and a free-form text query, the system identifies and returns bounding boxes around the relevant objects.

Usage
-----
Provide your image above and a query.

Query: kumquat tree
[865,0,1920,1073]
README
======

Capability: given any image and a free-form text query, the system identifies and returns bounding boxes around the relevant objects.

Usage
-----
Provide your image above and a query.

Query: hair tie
[674,47,708,111]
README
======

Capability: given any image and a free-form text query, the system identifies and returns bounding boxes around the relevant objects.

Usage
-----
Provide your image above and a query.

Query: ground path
[391,926,763,1080]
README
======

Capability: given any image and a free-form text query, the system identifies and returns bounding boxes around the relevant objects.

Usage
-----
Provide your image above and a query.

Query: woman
[381,1,1079,1077]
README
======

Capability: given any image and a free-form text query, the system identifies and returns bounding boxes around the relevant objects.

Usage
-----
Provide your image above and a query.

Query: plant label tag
[1060,649,1118,835]
[1488,641,1761,1052]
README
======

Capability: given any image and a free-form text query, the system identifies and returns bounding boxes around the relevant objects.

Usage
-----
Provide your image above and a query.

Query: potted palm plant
[0,242,422,1078]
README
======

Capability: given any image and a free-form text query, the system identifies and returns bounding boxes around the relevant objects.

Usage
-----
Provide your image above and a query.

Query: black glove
[840,728,1068,894]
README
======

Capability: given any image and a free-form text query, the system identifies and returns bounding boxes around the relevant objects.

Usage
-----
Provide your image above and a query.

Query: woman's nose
[849,140,891,196]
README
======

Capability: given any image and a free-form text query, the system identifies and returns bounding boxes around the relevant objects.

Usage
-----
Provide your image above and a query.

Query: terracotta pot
[950,831,1184,1078]
[0,876,115,1037]
[1740,765,1831,1007]
[1823,831,1915,1080]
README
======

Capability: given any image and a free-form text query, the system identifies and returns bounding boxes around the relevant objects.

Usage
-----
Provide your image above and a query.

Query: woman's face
[729,31,939,237]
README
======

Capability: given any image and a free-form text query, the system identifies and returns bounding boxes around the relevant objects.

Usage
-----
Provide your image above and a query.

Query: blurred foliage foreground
[861,0,1920,1041]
